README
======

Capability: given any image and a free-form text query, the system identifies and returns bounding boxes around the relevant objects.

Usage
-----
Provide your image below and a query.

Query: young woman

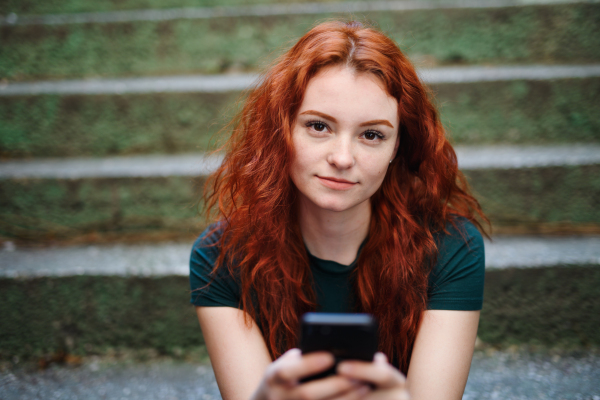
[190,21,487,400]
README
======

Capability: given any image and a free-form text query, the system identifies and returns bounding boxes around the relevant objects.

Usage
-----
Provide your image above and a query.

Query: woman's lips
[317,176,357,190]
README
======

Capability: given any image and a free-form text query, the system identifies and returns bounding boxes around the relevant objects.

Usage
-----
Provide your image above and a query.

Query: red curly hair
[204,21,487,373]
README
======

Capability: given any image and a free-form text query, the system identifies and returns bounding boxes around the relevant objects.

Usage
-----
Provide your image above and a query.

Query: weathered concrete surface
[0,360,221,400]
[453,145,600,170]
[0,153,224,179]
[2,65,600,96]
[1,236,599,278]
[0,74,259,96]
[1,350,599,400]
[0,241,192,277]
[484,236,600,269]
[464,350,600,400]
[2,145,600,180]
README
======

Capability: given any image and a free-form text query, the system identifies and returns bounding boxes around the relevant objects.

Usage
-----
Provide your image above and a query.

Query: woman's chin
[309,198,369,214]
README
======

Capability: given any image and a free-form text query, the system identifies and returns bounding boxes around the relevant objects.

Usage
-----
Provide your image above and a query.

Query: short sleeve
[427,218,485,311]
[189,224,241,308]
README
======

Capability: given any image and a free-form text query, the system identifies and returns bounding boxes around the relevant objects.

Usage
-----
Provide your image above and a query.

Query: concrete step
[3,0,596,26]
[3,65,600,96]
[1,145,600,179]
[2,3,599,80]
[2,76,599,159]
[1,236,599,278]
[0,153,224,179]
[2,350,600,400]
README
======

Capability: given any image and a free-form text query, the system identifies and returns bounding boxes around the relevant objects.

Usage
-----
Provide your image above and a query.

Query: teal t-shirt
[189,217,485,312]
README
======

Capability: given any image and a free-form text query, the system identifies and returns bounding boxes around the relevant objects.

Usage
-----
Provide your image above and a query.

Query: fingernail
[287,348,301,358]
[338,363,352,373]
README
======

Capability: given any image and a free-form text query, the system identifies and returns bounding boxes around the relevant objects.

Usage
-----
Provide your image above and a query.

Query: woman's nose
[327,137,355,169]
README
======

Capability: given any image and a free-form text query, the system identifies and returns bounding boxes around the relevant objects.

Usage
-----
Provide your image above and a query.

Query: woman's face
[290,65,400,214]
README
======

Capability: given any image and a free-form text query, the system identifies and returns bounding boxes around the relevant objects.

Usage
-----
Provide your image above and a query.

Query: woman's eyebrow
[299,111,393,128]
[359,119,394,128]
[298,110,337,123]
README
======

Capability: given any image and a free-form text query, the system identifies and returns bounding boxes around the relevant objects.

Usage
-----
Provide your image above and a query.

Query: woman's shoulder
[434,215,484,255]
[428,216,486,311]
[190,221,225,262]
[189,221,241,308]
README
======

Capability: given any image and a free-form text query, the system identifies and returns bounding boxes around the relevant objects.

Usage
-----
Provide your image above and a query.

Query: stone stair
[1,0,599,372]
[2,350,600,400]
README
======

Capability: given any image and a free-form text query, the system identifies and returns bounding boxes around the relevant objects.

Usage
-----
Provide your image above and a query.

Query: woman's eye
[306,121,328,132]
[312,122,326,132]
[364,131,383,141]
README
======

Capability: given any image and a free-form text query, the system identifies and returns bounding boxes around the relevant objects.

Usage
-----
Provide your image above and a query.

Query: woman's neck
[298,198,371,265]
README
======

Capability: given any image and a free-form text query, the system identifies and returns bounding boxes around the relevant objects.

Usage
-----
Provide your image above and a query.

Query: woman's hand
[251,348,371,400]
[337,353,410,400]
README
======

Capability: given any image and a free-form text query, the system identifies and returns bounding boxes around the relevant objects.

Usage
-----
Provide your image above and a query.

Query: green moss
[0,176,206,241]
[2,4,599,81]
[0,92,241,158]
[0,276,203,360]
[435,78,600,144]
[479,266,600,347]
[464,165,600,229]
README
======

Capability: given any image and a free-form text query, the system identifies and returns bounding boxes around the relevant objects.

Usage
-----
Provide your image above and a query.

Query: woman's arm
[196,306,272,400]
[196,306,367,400]
[337,310,478,400]
[406,309,480,399]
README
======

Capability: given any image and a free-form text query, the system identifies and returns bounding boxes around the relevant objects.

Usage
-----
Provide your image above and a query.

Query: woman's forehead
[299,65,399,127]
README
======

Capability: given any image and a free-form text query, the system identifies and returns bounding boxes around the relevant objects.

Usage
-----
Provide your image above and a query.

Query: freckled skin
[290,65,400,215]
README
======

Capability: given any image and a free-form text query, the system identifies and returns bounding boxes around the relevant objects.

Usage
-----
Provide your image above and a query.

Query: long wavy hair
[204,21,487,372]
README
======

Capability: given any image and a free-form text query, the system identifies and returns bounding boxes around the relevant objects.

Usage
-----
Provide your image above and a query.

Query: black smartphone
[299,312,378,382]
